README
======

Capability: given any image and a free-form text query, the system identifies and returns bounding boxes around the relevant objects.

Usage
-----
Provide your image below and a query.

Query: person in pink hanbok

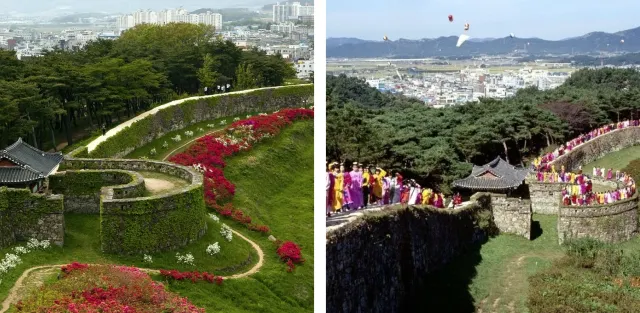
[340,164,353,210]
[348,162,363,210]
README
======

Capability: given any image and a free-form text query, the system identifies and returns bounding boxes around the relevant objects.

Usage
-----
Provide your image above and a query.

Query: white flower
[309,106,314,109]
[162,141,169,149]
[209,213,220,222]
[150,148,157,156]
[208,124,216,128]
[246,115,251,118]
[0,253,22,275]
[176,253,195,266]
[219,120,227,125]
[220,224,233,242]
[259,113,267,116]
[26,238,50,250]
[197,128,204,132]
[233,117,240,121]
[206,242,220,256]
[13,247,29,255]
[143,254,153,263]
[172,135,182,142]
[185,131,194,137]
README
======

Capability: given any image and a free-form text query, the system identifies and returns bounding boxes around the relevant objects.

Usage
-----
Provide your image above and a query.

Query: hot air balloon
[457,34,470,47]
[464,23,470,31]
[383,35,389,41]
[448,15,453,22]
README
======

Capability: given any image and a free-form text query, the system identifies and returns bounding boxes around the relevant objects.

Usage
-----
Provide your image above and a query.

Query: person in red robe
[400,184,410,204]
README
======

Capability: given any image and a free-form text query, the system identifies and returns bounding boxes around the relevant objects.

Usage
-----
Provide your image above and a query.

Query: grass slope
[0,214,256,303]
[165,120,314,313]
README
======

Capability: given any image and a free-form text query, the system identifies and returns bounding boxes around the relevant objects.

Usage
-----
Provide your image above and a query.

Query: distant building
[117,9,222,31]
[272,2,314,23]
[0,138,63,192]
[295,59,313,79]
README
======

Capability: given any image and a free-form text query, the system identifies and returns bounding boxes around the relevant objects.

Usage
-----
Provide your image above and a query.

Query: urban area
[328,56,639,107]
[0,1,314,79]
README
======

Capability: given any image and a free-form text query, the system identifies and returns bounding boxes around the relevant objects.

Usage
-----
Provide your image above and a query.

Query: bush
[565,238,604,268]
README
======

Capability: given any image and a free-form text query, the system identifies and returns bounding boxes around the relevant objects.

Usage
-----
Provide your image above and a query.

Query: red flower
[276,241,305,272]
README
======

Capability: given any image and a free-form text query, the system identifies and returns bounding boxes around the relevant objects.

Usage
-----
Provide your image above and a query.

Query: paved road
[86,84,312,153]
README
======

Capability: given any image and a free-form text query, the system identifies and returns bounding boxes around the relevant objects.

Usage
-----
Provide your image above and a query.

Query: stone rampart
[558,194,638,244]
[475,193,532,239]
[326,205,490,313]
[0,187,64,248]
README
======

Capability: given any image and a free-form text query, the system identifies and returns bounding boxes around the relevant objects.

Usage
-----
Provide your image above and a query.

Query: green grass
[164,120,314,313]
[466,214,564,313]
[0,214,257,303]
[125,112,269,161]
[582,145,640,174]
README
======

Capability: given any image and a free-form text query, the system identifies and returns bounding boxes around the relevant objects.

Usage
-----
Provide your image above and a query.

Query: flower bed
[169,108,313,234]
[159,269,223,285]
[14,263,205,312]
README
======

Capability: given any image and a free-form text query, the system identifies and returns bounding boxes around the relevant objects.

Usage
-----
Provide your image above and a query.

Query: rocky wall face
[558,196,639,244]
[489,194,532,239]
[326,205,487,313]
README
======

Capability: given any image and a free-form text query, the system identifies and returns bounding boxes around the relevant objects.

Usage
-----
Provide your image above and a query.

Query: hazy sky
[327,0,640,40]
[0,0,273,14]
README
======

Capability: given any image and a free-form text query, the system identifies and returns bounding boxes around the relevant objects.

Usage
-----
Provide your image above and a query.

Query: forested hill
[327,68,640,192]
[0,23,295,150]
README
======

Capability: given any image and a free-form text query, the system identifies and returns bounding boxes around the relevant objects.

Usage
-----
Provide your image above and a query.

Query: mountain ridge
[327,26,640,58]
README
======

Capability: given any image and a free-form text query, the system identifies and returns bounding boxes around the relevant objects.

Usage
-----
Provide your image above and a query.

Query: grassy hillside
[166,120,314,312]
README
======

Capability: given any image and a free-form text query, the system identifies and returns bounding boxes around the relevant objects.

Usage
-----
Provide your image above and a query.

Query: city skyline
[0,0,274,15]
[327,0,640,41]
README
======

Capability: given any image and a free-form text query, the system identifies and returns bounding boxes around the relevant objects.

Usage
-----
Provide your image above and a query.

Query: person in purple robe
[607,168,613,180]
[349,162,364,209]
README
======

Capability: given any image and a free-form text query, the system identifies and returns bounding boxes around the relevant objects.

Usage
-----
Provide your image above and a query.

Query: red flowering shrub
[169,108,313,234]
[16,264,205,312]
[61,262,89,276]
[276,241,305,272]
[159,270,223,285]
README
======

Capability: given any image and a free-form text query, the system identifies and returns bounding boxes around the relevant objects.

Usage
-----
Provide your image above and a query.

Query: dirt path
[144,178,175,193]
[476,252,562,313]
[0,227,264,313]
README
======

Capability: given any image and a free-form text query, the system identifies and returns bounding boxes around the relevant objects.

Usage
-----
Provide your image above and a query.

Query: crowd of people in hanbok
[531,160,636,207]
[532,120,639,171]
[325,161,455,217]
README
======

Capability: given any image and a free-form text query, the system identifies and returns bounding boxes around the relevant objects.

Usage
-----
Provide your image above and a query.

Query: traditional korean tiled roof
[452,157,530,190]
[0,138,63,184]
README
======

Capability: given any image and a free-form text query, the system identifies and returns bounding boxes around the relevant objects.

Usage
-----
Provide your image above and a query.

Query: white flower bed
[150,148,157,156]
[176,253,195,266]
[220,224,233,242]
[162,141,169,149]
[209,213,220,222]
[0,238,51,285]
[219,120,227,125]
[206,242,220,256]
[197,128,204,132]
[233,117,240,121]
[172,135,182,142]
[143,254,153,263]
[208,124,216,128]
[185,131,194,137]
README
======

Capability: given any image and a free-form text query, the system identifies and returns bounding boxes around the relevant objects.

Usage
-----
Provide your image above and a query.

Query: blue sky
[327,0,640,40]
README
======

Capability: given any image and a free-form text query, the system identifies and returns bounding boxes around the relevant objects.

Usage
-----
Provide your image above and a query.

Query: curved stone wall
[549,126,640,171]
[558,194,638,244]
[86,84,313,158]
[49,170,146,213]
[529,125,640,244]
[60,156,207,254]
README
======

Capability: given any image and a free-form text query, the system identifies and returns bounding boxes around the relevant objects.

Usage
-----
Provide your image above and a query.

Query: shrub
[206,242,220,256]
[565,238,604,268]
[276,241,305,272]
[159,269,223,285]
[176,253,195,266]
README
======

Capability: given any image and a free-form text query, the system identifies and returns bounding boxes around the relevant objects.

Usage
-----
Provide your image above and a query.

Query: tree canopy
[0,23,295,150]
[327,68,640,192]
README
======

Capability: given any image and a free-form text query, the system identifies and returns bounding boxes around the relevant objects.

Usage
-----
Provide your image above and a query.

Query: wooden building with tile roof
[453,157,530,192]
[0,138,64,192]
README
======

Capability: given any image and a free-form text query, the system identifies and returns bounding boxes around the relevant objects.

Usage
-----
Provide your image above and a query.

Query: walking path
[86,84,311,153]
[0,229,264,313]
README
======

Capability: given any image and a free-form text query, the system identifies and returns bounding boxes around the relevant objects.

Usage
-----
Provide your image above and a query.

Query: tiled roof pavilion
[0,138,63,185]
[452,157,530,191]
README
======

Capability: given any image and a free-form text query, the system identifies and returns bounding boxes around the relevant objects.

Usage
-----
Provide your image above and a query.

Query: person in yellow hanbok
[362,167,371,208]
[332,163,344,211]
[421,188,432,205]
[372,167,387,205]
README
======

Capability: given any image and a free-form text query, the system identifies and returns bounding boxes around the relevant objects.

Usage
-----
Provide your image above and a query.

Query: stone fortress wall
[477,193,532,239]
[527,125,640,243]
[0,187,64,248]
[326,205,489,313]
